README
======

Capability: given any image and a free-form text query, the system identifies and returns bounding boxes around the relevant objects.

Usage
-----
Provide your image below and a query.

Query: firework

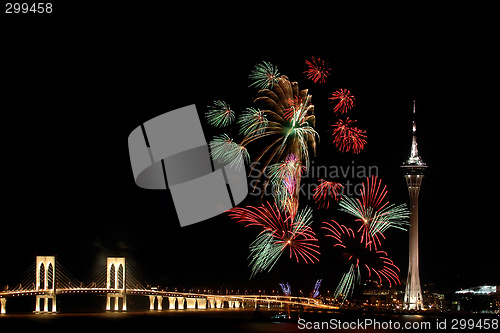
[228,202,320,278]
[280,282,291,296]
[313,179,344,209]
[267,154,304,184]
[331,117,367,154]
[267,153,305,208]
[329,88,355,114]
[248,231,285,277]
[206,100,235,127]
[334,264,359,304]
[304,57,331,84]
[249,61,281,90]
[237,107,268,137]
[209,134,250,169]
[271,175,299,215]
[338,176,409,250]
[311,279,322,298]
[242,75,319,197]
[322,220,401,304]
[280,281,292,318]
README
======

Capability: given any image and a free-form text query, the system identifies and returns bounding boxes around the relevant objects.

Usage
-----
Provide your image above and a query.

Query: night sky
[1,9,497,297]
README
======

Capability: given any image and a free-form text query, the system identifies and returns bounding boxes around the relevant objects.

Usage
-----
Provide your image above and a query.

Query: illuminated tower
[401,101,427,310]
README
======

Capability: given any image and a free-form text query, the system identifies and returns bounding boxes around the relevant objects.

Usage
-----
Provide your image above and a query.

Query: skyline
[2,30,497,300]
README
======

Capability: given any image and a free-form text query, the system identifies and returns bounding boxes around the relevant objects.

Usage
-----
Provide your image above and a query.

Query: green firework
[209,134,250,169]
[249,61,281,90]
[237,107,268,137]
[206,100,235,127]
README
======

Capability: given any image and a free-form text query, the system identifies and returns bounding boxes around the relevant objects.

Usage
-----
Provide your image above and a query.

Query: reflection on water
[1,309,498,332]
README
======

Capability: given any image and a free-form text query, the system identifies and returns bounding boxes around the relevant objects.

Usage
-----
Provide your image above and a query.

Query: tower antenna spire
[406,100,425,166]
[412,100,416,133]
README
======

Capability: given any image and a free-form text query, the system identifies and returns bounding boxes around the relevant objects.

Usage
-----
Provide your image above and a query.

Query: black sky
[1,9,497,296]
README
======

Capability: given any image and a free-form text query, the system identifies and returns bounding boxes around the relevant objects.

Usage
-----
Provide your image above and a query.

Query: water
[1,309,498,332]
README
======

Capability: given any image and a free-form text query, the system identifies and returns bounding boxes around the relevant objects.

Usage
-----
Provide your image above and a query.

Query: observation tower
[401,101,427,310]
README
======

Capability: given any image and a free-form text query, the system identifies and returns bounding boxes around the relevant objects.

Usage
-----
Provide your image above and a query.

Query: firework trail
[249,61,281,90]
[338,176,409,250]
[331,117,367,154]
[313,179,344,209]
[205,100,235,127]
[304,57,331,84]
[322,220,401,304]
[229,201,320,278]
[329,88,355,115]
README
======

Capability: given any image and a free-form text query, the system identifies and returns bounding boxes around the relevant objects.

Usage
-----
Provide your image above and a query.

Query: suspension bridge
[0,256,334,314]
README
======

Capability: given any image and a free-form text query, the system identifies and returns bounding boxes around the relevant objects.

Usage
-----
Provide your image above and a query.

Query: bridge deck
[0,288,335,310]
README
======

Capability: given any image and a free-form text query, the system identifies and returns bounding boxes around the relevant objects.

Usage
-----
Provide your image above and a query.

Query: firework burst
[229,202,320,278]
[313,179,344,209]
[338,176,409,250]
[249,61,281,90]
[206,100,235,127]
[242,75,319,197]
[322,220,401,304]
[329,88,355,114]
[331,117,367,154]
[209,134,250,169]
[237,107,268,137]
[304,57,331,84]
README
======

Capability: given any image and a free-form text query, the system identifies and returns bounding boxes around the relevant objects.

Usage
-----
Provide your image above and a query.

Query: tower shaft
[404,175,423,309]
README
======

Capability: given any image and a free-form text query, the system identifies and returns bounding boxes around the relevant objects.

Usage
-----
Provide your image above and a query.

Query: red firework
[329,88,355,114]
[322,220,401,287]
[313,179,344,209]
[331,117,367,154]
[228,201,320,264]
[304,57,331,84]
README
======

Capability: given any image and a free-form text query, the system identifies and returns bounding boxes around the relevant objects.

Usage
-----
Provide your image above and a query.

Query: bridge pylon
[35,256,57,313]
[106,257,126,311]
